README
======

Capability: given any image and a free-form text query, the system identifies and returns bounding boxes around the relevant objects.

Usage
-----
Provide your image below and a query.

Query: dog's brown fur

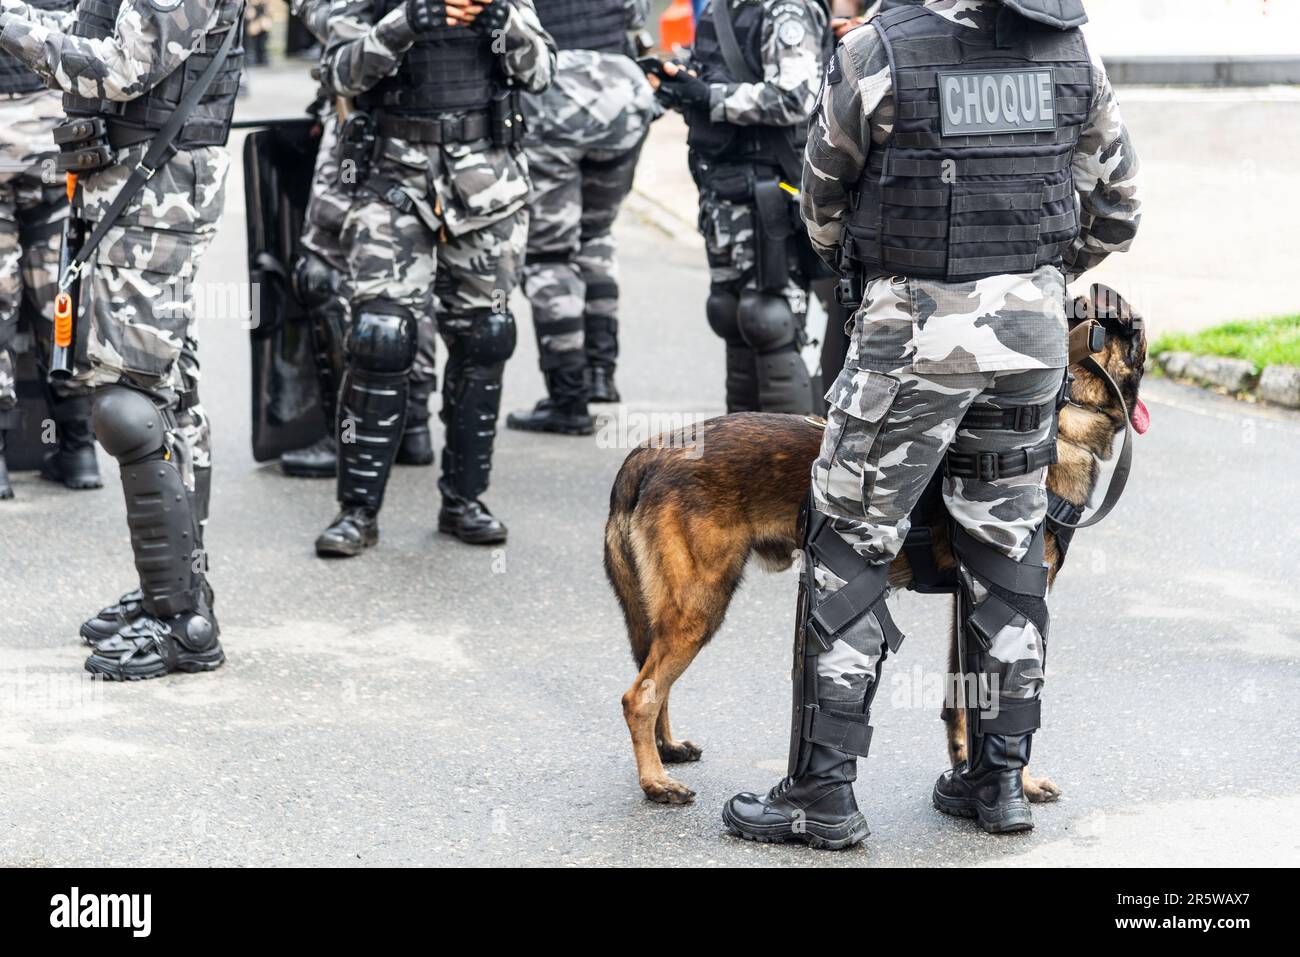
[606,286,1147,805]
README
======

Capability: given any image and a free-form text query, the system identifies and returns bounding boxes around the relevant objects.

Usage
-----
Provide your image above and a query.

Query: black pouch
[753,177,793,292]
[53,118,113,174]
[490,87,525,149]
[337,111,376,194]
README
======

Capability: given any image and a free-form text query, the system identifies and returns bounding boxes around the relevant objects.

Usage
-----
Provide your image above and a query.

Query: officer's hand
[661,60,710,109]
[451,0,510,33]
[407,0,450,32]
[831,16,866,39]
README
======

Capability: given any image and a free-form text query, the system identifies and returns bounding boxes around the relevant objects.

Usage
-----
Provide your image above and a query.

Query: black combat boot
[437,480,507,545]
[587,365,620,404]
[0,429,12,500]
[81,588,145,644]
[316,505,380,557]
[933,731,1035,834]
[396,380,435,465]
[39,394,102,490]
[723,741,870,850]
[281,433,337,478]
[506,368,593,435]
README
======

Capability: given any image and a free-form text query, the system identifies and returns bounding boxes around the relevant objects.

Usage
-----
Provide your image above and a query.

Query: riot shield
[244,117,327,463]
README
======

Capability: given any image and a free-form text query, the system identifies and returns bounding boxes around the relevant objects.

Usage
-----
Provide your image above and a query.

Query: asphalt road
[0,71,1298,867]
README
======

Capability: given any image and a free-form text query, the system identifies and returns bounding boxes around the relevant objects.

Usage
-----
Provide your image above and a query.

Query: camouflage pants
[699,193,809,317]
[521,137,643,373]
[811,319,1061,716]
[72,145,228,487]
[0,163,67,421]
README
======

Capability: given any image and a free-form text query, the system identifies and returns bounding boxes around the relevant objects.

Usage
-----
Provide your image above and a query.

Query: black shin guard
[440,309,516,500]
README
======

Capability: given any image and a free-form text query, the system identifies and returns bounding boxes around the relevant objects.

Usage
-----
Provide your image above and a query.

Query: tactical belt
[378,111,490,145]
[944,437,1057,482]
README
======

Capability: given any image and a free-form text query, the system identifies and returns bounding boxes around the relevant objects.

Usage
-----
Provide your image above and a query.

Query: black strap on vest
[57,14,243,293]
[711,0,803,184]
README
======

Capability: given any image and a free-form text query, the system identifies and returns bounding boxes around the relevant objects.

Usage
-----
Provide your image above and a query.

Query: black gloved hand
[406,0,446,33]
[664,69,711,109]
[469,0,512,35]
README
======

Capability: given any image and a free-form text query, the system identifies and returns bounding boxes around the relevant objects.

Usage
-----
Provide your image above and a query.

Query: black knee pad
[706,286,741,343]
[292,250,340,311]
[92,386,167,464]
[737,290,797,353]
[348,300,417,374]
[459,309,518,371]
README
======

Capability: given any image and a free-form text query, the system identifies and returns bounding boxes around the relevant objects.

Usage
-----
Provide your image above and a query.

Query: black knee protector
[92,386,168,464]
[705,285,741,344]
[458,309,518,374]
[347,300,417,375]
[292,250,341,311]
[736,290,798,354]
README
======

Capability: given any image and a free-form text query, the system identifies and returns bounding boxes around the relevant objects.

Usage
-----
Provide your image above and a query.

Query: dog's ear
[1089,283,1134,324]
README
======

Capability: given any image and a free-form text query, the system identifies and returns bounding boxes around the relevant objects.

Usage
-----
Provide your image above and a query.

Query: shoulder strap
[59,9,244,291]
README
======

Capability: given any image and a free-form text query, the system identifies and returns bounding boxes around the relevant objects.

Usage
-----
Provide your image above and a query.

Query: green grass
[1153,315,1300,371]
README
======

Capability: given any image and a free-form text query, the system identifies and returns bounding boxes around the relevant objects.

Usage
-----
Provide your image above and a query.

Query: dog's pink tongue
[1131,397,1150,435]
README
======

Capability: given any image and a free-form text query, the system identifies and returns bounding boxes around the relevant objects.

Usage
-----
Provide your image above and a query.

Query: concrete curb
[1105,55,1300,86]
[1155,351,1300,409]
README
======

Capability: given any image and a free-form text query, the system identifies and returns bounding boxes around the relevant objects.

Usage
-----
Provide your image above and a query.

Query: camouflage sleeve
[1064,54,1142,279]
[800,22,889,266]
[496,0,555,94]
[709,0,827,128]
[0,0,221,101]
[0,0,73,29]
[324,0,417,97]
[291,0,333,45]
[624,0,649,32]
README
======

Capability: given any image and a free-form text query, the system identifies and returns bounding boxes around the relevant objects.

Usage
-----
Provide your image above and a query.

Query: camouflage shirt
[802,0,1142,372]
[0,0,223,103]
[290,0,330,44]
[522,0,654,152]
[688,0,829,129]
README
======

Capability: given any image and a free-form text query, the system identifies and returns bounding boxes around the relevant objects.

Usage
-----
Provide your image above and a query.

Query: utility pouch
[705,165,753,203]
[53,118,113,174]
[753,177,793,293]
[338,110,376,194]
[490,86,525,149]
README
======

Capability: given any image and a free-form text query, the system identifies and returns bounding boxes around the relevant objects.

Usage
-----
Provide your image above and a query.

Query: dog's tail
[605,447,655,668]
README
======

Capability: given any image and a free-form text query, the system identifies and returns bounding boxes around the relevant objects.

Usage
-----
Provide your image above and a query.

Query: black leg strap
[802,705,873,758]
[944,437,1057,481]
[806,510,903,653]
[975,695,1042,736]
[958,395,1058,433]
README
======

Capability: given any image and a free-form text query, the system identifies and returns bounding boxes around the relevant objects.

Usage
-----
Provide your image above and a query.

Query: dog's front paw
[1023,768,1062,803]
[657,739,703,764]
[641,775,696,805]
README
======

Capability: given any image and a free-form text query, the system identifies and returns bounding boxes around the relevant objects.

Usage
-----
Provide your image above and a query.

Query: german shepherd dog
[605,284,1149,805]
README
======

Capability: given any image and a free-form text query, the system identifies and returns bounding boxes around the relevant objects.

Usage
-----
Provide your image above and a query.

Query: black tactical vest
[0,0,74,95]
[687,0,823,170]
[536,0,626,55]
[62,0,244,149]
[841,5,1092,282]
[357,0,500,116]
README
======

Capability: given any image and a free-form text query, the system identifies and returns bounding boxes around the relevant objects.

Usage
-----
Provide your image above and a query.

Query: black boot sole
[931,784,1034,834]
[505,414,594,437]
[280,461,337,479]
[437,517,507,546]
[84,643,226,681]
[40,461,103,490]
[720,804,870,851]
[315,537,377,558]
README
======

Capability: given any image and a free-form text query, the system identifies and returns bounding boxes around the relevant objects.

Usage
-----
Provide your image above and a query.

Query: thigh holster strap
[945,437,1057,481]
[802,705,873,758]
[959,396,1057,433]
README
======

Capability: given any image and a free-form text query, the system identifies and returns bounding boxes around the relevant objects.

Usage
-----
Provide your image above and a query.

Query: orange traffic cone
[660,0,695,51]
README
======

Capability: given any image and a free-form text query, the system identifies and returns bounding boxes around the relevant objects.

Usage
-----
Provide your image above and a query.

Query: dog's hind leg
[656,692,703,764]
[623,637,704,805]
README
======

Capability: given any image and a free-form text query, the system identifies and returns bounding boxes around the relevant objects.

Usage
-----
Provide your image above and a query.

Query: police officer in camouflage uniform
[0,0,101,500]
[0,0,244,678]
[504,0,654,436]
[655,0,829,415]
[279,0,439,478]
[723,0,1141,848]
[313,0,554,555]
